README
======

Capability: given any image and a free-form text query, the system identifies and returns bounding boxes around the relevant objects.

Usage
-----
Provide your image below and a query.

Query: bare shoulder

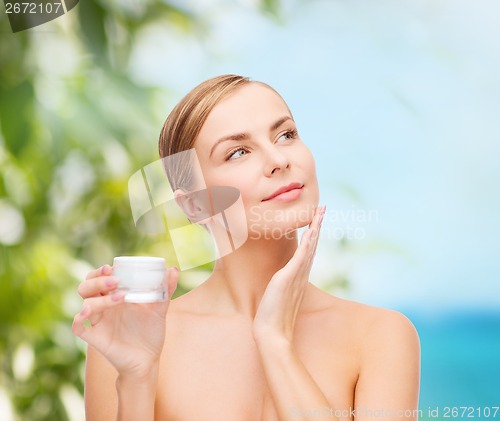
[339,298,421,354]
[312,294,422,411]
[306,286,420,404]
[339,296,418,335]
[305,285,420,350]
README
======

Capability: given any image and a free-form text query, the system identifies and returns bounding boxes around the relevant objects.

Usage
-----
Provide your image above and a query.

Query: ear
[174,188,211,224]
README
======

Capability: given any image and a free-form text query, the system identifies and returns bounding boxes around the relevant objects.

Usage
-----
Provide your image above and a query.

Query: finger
[78,275,119,299]
[305,229,320,270]
[284,207,325,278]
[311,207,325,255]
[85,264,112,280]
[297,207,325,275]
[305,227,322,268]
[300,206,322,249]
[72,302,104,340]
[306,206,325,251]
[86,291,125,314]
[72,307,91,339]
[80,292,125,326]
[166,267,179,300]
[308,205,325,230]
[282,229,312,275]
[72,306,105,343]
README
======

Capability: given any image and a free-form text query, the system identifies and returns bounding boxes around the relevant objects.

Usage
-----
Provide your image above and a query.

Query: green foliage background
[0,1,287,419]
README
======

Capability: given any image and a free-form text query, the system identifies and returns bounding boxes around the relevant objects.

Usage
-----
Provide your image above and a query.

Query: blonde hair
[158,74,252,191]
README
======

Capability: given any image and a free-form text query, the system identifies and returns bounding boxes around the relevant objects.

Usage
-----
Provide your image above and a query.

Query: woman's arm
[254,309,420,421]
[115,368,159,421]
[84,347,118,420]
[354,309,421,421]
[73,265,178,421]
[253,206,335,420]
[254,334,337,420]
[84,347,160,421]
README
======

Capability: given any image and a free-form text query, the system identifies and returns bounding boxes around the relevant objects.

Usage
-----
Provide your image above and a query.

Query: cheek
[202,163,255,196]
[296,144,319,192]
[233,181,255,208]
[201,169,257,225]
[295,145,320,223]
[298,142,317,171]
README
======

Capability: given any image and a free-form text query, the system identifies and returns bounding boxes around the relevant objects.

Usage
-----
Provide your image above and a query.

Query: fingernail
[105,277,119,287]
[320,206,327,222]
[111,292,125,302]
[80,306,89,317]
[101,264,111,275]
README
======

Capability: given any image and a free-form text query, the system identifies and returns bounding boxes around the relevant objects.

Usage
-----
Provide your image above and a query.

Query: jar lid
[113,256,165,270]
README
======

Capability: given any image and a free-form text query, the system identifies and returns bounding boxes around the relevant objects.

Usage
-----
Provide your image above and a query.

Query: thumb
[166,267,179,299]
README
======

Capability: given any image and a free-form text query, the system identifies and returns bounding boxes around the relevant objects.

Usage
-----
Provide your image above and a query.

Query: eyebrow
[209,116,293,158]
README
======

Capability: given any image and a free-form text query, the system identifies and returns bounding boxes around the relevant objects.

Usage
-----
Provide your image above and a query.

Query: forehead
[196,83,292,146]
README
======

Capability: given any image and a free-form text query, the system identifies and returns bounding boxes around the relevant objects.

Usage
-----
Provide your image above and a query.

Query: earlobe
[174,189,211,224]
[174,189,197,221]
[173,189,187,208]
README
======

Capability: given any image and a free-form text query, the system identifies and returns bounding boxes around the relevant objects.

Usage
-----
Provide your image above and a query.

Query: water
[404,309,500,412]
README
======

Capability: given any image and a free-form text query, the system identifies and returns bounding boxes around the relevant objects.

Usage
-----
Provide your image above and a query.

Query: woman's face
[193,83,319,239]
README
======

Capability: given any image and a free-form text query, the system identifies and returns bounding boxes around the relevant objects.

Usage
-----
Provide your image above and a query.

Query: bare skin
[80,233,420,421]
[74,83,420,420]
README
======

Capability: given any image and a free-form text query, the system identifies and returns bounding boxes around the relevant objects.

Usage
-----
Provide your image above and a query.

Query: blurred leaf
[330,180,364,204]
[260,0,281,21]
[0,80,34,155]
[77,0,108,63]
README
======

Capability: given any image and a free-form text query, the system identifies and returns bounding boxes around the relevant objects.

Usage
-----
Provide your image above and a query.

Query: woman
[73,75,420,420]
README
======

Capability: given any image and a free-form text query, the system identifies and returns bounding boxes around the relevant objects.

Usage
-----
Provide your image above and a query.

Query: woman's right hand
[72,264,178,379]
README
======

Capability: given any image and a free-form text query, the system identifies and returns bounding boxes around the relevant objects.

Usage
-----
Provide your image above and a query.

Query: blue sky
[128,0,500,312]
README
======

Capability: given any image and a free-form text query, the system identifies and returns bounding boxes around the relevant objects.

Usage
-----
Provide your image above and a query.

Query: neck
[202,231,298,318]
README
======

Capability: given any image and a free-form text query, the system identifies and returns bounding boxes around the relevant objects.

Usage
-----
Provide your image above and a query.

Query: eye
[226,146,249,161]
[276,129,298,144]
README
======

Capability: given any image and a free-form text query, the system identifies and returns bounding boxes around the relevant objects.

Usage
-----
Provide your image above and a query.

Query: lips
[262,182,304,201]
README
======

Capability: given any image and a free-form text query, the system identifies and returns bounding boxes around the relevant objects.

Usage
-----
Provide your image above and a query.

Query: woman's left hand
[253,205,326,344]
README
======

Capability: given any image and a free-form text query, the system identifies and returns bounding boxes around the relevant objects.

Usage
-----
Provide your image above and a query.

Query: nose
[263,144,290,176]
